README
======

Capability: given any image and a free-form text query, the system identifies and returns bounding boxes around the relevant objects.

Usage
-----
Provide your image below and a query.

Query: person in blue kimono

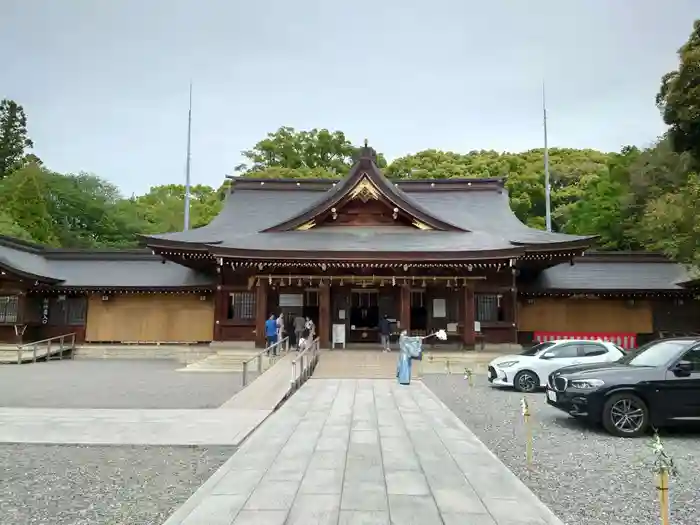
[396,330,423,385]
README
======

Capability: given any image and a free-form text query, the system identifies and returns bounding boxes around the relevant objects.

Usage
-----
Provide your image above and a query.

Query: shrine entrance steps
[178,348,275,373]
[312,350,403,380]
[312,347,518,379]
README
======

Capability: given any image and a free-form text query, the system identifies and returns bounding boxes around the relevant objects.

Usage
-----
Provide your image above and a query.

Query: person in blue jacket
[265,314,278,355]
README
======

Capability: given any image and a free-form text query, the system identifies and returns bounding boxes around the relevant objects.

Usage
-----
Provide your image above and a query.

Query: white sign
[432,298,446,318]
[332,324,346,348]
[474,321,481,333]
[279,293,303,308]
[338,309,346,320]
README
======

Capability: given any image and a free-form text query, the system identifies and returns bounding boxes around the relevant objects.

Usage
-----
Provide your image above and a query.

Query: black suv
[545,337,700,437]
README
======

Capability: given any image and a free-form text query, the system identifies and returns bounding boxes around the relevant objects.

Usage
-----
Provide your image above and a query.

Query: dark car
[545,337,700,437]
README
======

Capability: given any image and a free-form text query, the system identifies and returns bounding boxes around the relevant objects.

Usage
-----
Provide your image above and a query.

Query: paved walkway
[0,408,269,445]
[163,379,563,525]
[0,355,299,446]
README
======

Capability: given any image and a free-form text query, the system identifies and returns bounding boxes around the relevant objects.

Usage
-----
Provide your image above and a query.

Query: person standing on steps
[305,316,316,342]
[379,314,392,352]
[293,313,306,350]
[276,312,285,343]
[265,314,278,356]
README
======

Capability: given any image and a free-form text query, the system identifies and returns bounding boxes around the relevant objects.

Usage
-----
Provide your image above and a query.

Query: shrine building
[1,145,698,349]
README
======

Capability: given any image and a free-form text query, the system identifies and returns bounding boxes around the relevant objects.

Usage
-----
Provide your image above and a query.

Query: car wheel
[602,393,649,437]
[513,370,539,393]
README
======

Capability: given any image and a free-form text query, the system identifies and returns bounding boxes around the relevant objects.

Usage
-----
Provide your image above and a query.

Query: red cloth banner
[534,332,637,350]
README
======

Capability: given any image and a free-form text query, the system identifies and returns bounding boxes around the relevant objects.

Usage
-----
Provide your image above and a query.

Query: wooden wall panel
[517,298,653,333]
[85,294,214,343]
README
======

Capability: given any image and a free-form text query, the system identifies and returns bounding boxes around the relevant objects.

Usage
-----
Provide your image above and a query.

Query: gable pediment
[262,146,466,233]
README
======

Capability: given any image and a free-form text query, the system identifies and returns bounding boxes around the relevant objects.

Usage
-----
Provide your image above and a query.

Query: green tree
[0,99,37,179]
[657,19,700,164]
[0,163,56,245]
[637,172,700,266]
[236,127,386,178]
[0,210,33,241]
[126,184,223,234]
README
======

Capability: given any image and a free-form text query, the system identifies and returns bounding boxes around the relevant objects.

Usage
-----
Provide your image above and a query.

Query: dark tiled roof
[143,177,593,256]
[0,237,212,289]
[526,253,692,291]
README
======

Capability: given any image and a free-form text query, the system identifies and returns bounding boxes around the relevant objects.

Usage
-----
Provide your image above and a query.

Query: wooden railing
[16,333,77,364]
[290,338,320,390]
[241,336,290,386]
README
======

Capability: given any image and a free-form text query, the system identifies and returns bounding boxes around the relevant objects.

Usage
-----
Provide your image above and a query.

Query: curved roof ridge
[261,147,466,233]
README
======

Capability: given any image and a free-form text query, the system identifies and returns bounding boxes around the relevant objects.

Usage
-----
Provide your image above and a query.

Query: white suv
[487,340,626,393]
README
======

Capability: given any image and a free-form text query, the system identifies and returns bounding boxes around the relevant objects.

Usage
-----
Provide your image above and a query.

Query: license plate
[546,389,557,402]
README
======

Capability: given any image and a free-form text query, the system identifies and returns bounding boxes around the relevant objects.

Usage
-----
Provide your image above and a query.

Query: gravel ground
[0,360,245,409]
[423,374,700,525]
[0,444,236,525]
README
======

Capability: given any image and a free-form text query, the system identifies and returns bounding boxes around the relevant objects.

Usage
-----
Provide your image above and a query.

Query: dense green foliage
[1,20,699,267]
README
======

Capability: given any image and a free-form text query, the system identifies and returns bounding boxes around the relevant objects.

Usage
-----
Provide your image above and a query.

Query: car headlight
[569,379,605,389]
[496,361,518,368]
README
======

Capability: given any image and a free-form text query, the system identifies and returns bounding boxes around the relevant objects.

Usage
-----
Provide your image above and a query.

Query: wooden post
[255,279,268,348]
[400,285,411,334]
[318,282,330,349]
[463,286,475,347]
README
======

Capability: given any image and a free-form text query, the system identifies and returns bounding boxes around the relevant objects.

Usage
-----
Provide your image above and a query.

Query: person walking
[305,316,316,342]
[293,313,306,350]
[265,314,278,356]
[276,312,285,345]
[379,314,391,352]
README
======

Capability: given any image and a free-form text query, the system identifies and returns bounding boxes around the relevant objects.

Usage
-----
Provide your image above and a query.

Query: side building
[0,145,698,348]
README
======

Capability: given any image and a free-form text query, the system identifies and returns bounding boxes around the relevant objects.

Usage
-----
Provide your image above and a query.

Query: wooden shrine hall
[141,144,594,348]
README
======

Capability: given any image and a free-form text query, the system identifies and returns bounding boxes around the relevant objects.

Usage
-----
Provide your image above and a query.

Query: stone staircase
[0,344,69,364]
[312,350,400,379]
[177,348,280,373]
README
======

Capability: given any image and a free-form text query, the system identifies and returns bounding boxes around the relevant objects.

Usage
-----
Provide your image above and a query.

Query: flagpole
[184,82,193,231]
[543,82,552,233]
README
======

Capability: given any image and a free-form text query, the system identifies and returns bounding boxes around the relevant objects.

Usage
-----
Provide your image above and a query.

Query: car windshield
[618,340,695,367]
[520,342,555,356]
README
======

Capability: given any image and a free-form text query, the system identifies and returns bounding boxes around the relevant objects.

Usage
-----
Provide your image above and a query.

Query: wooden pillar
[213,285,223,341]
[463,286,475,347]
[255,279,268,348]
[15,291,26,345]
[400,285,411,333]
[511,268,518,344]
[319,283,331,348]
[213,267,226,341]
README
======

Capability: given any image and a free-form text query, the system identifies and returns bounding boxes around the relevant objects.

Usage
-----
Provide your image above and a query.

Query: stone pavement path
[0,408,269,446]
[0,354,304,446]
[163,379,563,525]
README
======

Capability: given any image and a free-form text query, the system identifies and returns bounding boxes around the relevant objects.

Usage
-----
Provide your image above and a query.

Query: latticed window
[0,296,19,324]
[228,292,256,321]
[475,294,503,322]
[410,291,425,307]
[48,297,87,326]
[305,290,319,307]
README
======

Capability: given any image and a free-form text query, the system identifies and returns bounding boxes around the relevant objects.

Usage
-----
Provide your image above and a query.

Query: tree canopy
[1,19,700,267]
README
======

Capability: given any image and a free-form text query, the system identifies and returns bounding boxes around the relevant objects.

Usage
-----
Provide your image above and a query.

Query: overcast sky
[2,1,697,195]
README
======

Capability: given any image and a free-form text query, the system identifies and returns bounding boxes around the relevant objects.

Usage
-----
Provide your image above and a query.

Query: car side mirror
[540,353,552,360]
[672,360,693,377]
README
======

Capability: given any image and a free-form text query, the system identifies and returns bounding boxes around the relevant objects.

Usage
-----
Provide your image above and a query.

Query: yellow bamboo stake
[658,469,669,525]
[520,397,533,467]
[650,431,675,525]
